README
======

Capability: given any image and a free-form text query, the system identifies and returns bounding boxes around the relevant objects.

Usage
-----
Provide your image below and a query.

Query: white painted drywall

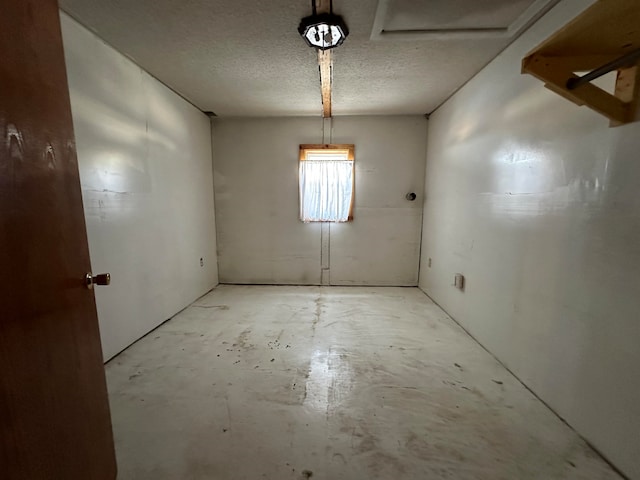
[419,0,640,477]
[212,116,426,285]
[329,117,426,285]
[61,13,218,361]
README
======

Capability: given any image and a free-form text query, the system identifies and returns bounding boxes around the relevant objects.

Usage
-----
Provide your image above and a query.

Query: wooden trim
[316,0,331,14]
[319,51,332,118]
[348,156,355,221]
[315,0,333,118]
[523,53,630,124]
[612,65,640,126]
[521,0,640,126]
[531,54,621,72]
[299,144,355,161]
[316,0,332,117]
[522,0,640,58]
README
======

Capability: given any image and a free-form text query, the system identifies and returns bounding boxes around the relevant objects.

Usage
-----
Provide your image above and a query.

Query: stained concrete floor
[106,286,622,480]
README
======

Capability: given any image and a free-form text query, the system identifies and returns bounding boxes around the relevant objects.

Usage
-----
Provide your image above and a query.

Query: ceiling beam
[316,0,332,118]
[318,51,332,118]
[316,0,331,14]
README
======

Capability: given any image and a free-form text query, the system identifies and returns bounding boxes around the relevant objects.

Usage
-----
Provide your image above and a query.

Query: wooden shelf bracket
[522,0,640,126]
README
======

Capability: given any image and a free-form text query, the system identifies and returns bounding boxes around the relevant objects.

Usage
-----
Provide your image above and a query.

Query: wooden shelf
[522,0,640,126]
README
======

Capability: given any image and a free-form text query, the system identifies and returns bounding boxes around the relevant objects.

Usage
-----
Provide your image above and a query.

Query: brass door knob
[85,272,111,290]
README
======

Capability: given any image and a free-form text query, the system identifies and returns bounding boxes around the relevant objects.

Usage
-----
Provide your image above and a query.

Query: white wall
[61,13,218,360]
[419,0,640,478]
[213,116,426,286]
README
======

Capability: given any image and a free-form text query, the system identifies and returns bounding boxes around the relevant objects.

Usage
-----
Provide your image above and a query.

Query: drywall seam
[416,117,429,285]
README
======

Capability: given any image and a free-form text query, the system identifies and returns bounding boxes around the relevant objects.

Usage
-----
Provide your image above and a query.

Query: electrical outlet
[200,257,204,267]
[428,257,432,268]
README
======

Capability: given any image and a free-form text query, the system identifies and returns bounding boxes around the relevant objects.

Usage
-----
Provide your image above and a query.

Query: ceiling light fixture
[298,1,349,51]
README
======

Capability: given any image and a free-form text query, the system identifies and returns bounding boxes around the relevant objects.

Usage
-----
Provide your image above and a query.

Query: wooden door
[0,0,117,478]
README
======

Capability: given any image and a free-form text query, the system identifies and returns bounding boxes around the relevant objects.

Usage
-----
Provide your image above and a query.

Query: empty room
[2,0,640,479]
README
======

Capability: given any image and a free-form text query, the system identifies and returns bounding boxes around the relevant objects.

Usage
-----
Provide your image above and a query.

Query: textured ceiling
[59,0,555,117]
[384,0,535,30]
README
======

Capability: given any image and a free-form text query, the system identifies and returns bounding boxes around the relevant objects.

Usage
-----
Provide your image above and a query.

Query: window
[299,144,355,222]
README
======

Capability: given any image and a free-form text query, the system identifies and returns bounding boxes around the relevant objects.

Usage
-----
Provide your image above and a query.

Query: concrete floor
[106,286,622,480]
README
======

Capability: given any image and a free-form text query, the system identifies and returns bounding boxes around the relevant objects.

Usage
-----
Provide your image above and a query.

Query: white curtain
[299,160,353,222]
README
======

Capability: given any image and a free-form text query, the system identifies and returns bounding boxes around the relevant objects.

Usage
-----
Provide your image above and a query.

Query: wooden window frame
[299,144,355,222]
